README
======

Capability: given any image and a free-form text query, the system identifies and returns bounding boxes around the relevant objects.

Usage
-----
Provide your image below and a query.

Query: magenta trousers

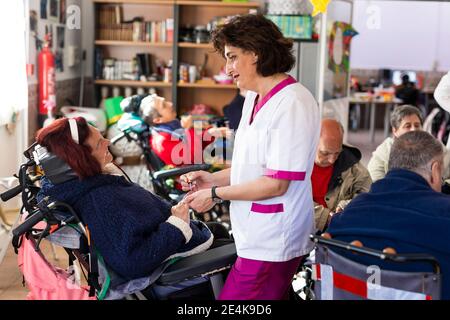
[218,256,303,300]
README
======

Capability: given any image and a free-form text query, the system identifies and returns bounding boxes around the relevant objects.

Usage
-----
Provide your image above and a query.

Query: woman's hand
[171,201,190,224]
[180,115,193,129]
[180,170,215,192]
[184,189,215,213]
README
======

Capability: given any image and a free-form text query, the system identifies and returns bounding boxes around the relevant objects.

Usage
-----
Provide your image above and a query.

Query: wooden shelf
[95,40,173,47]
[93,0,174,4]
[94,0,254,111]
[95,80,172,87]
[93,0,259,6]
[178,82,236,89]
[178,42,213,49]
[177,1,260,7]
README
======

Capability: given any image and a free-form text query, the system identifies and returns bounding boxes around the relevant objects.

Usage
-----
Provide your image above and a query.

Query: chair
[2,144,237,300]
[310,234,441,300]
[113,114,231,229]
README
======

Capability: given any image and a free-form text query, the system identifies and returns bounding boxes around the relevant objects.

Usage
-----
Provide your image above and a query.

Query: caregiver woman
[182,14,320,300]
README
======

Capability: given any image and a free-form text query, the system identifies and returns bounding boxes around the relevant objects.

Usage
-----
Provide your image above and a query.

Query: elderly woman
[181,14,321,300]
[36,117,213,280]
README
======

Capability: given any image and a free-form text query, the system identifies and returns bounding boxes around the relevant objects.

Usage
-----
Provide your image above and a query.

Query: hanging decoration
[328,21,358,74]
[309,0,331,17]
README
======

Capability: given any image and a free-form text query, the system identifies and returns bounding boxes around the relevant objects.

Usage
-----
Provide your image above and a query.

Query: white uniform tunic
[230,78,320,262]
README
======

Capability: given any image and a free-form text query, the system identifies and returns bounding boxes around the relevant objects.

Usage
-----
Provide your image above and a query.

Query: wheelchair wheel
[291,265,315,300]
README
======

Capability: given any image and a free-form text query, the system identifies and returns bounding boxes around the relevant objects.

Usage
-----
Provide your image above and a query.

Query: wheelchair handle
[1,184,22,202]
[12,210,45,239]
[310,234,441,275]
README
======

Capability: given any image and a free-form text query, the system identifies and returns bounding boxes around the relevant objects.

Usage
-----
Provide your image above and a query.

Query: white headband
[68,118,79,144]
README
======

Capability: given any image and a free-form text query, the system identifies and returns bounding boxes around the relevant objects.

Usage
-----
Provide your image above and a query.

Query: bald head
[321,119,344,140]
[315,119,344,167]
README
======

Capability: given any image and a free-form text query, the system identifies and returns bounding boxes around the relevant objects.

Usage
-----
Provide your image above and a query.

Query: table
[349,96,403,143]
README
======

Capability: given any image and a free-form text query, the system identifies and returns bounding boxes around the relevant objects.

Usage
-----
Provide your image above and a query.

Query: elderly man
[328,131,450,299]
[312,119,372,232]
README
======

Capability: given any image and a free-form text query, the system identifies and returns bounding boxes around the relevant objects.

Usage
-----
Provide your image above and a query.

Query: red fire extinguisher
[38,34,56,127]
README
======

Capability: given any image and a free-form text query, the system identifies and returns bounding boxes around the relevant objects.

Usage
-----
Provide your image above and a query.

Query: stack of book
[101,53,169,81]
[96,5,174,43]
[132,19,174,43]
[266,15,312,40]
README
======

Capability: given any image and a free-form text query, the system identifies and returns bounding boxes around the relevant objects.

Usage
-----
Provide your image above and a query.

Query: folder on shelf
[136,53,152,78]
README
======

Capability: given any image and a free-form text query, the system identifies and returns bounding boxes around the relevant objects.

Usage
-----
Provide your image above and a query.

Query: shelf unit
[95,79,173,87]
[93,0,261,114]
[95,40,173,47]
[178,82,236,89]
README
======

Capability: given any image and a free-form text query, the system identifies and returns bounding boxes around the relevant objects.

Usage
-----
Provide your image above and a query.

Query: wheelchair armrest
[153,164,211,180]
[157,243,236,285]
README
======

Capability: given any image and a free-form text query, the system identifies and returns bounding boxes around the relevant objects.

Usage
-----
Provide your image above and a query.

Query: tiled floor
[0,129,386,300]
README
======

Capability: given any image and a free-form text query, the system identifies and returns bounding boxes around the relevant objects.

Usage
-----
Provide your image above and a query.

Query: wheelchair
[308,234,442,300]
[0,143,237,300]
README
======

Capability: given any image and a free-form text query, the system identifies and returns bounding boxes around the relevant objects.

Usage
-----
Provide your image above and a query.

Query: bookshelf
[93,0,261,115]
[178,82,236,89]
[95,40,173,47]
[95,79,172,87]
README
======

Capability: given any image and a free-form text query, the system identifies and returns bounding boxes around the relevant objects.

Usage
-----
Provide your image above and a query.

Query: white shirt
[434,71,450,113]
[230,79,320,262]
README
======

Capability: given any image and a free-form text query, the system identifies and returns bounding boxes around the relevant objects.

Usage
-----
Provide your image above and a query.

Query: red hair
[36,117,102,179]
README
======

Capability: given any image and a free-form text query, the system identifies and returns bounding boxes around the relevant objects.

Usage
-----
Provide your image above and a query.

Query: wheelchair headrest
[30,144,78,185]
[120,94,148,114]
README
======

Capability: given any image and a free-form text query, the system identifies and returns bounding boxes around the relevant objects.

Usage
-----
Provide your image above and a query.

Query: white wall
[0,1,29,209]
[82,0,95,78]
[28,0,85,84]
[350,0,450,72]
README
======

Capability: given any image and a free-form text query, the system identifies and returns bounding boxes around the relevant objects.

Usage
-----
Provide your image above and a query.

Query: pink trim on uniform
[249,76,297,124]
[264,168,306,181]
[251,203,284,214]
[218,256,304,300]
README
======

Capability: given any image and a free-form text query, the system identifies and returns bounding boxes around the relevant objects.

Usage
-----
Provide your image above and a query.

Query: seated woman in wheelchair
[139,94,217,167]
[35,117,214,280]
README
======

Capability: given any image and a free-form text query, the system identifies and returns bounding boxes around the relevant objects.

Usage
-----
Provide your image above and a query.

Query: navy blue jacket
[328,169,450,299]
[38,174,204,279]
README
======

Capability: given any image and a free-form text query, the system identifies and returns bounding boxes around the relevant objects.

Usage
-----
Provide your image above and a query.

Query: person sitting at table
[368,104,450,182]
[395,73,419,106]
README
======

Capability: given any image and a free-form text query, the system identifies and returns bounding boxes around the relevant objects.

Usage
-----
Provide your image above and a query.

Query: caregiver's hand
[184,189,215,213]
[180,170,215,192]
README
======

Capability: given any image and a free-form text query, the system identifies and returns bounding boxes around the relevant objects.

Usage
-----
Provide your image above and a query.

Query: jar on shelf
[179,25,194,42]
[112,86,121,97]
[179,64,189,83]
[194,25,210,44]
[124,87,133,98]
[164,67,172,83]
[189,65,197,83]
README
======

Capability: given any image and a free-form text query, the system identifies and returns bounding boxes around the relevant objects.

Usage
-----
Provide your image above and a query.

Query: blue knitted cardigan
[38,174,208,279]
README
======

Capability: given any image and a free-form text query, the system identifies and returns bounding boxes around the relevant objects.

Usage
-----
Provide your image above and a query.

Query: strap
[85,225,101,297]
[151,127,185,141]
[68,118,79,144]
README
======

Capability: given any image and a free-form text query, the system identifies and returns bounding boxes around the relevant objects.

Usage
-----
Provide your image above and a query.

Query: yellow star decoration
[310,0,331,16]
